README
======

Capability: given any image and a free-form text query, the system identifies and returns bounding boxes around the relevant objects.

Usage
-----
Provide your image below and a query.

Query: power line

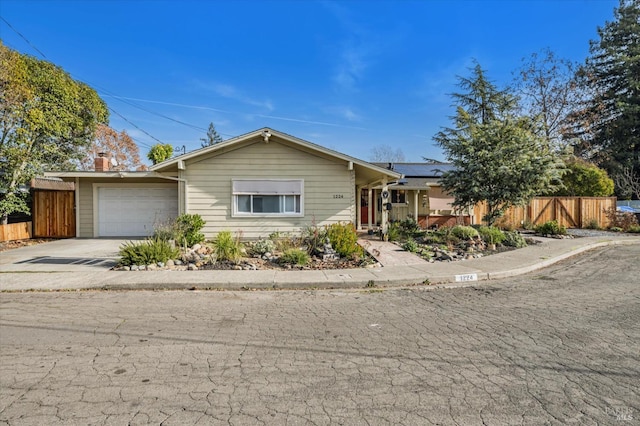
[107,107,162,149]
[0,16,166,150]
[0,16,48,59]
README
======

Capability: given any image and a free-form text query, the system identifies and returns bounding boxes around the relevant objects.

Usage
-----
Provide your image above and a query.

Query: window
[233,179,303,216]
[391,189,406,204]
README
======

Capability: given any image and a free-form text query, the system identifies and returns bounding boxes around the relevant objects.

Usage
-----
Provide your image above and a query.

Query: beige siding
[185,140,354,239]
[63,177,175,238]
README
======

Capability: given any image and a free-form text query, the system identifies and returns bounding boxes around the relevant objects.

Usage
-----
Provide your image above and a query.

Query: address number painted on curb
[455,273,478,282]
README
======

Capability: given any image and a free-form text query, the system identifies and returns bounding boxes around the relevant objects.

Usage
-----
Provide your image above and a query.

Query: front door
[360,189,375,225]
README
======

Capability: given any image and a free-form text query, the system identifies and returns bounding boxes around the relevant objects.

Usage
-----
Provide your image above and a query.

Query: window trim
[232,179,304,218]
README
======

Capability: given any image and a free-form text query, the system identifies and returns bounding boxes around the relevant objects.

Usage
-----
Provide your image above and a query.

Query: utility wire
[0,16,48,59]
[107,107,162,148]
[0,16,166,150]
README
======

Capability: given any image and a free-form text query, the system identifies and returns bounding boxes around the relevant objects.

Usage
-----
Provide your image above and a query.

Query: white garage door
[97,186,178,237]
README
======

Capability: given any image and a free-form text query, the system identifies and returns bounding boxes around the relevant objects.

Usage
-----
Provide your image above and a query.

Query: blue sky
[1,0,616,165]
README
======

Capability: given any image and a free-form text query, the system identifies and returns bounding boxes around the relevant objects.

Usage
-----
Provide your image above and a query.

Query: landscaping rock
[166,259,174,267]
[188,263,198,271]
[147,264,157,271]
[192,244,202,251]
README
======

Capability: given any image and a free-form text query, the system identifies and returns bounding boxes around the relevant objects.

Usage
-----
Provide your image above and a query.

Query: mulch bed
[0,238,57,253]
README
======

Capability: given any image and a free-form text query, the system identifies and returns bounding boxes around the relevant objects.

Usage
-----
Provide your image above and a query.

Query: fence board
[0,222,33,242]
[473,197,616,229]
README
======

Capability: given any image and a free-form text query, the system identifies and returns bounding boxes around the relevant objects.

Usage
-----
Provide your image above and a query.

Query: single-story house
[43,128,469,239]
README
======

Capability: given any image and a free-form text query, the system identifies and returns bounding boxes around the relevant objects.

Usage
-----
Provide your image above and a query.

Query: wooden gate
[32,190,76,238]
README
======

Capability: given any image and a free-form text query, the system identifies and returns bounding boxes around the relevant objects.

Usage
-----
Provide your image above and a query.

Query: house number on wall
[333,194,344,199]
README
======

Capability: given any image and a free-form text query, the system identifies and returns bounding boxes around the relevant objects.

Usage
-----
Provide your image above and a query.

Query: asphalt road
[1,245,638,425]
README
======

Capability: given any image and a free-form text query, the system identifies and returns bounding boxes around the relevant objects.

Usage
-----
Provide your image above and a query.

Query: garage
[96,185,178,237]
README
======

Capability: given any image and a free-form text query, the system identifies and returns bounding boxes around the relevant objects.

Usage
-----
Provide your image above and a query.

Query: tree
[614,166,640,200]
[434,63,564,225]
[0,42,108,224]
[567,0,640,196]
[547,157,614,197]
[200,122,223,147]
[147,144,174,165]
[512,48,580,151]
[78,124,147,171]
[369,145,405,163]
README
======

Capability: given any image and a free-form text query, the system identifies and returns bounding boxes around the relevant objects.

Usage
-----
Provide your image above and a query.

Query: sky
[0,0,618,165]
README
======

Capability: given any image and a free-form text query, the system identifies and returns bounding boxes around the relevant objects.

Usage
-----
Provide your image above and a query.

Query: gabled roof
[150,127,402,183]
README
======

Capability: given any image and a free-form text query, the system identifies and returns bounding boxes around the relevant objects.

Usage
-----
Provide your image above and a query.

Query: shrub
[269,231,298,252]
[213,230,243,262]
[251,238,275,256]
[534,220,567,236]
[434,227,460,245]
[610,226,623,232]
[494,216,516,231]
[153,219,179,241]
[279,248,309,266]
[397,218,422,238]
[478,226,505,245]
[175,214,206,247]
[118,238,180,266]
[301,222,327,254]
[502,231,528,248]
[627,225,640,233]
[584,218,601,230]
[603,207,639,231]
[326,222,364,259]
[386,222,401,242]
[451,225,479,240]
[402,239,419,253]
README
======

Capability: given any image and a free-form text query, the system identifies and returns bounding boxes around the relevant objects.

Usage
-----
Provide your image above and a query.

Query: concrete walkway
[1,235,639,292]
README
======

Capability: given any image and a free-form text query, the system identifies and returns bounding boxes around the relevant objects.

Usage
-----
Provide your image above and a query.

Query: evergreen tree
[566,0,640,196]
[434,63,564,225]
[200,122,223,147]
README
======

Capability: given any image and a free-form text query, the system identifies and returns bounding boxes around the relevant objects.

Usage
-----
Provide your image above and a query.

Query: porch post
[367,187,373,232]
[356,185,362,231]
[381,178,389,236]
[414,190,419,223]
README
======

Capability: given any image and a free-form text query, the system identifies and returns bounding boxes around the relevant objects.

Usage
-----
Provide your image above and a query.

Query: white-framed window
[232,179,303,217]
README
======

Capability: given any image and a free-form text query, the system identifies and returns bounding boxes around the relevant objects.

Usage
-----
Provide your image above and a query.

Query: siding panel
[185,140,353,239]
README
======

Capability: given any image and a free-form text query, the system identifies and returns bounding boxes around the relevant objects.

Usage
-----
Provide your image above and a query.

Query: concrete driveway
[0,239,128,272]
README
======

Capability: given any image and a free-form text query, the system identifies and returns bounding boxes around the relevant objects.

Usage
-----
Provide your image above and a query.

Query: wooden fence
[0,222,33,242]
[473,197,616,229]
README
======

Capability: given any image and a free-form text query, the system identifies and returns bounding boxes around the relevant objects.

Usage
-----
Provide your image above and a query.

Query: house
[44,128,403,239]
[362,163,472,229]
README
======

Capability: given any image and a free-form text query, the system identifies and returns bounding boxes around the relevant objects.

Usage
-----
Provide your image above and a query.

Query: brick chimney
[95,152,109,172]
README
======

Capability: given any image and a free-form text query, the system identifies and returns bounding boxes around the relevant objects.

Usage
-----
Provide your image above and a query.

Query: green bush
[301,223,327,254]
[451,225,479,240]
[610,226,623,232]
[397,218,422,238]
[175,214,206,247]
[478,226,505,245]
[627,225,640,233]
[535,220,567,236]
[402,239,419,253]
[279,248,309,266]
[268,231,298,252]
[118,238,180,266]
[386,222,401,242]
[434,227,460,245]
[584,218,601,230]
[326,222,364,259]
[251,238,275,255]
[213,230,242,262]
[502,231,528,248]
